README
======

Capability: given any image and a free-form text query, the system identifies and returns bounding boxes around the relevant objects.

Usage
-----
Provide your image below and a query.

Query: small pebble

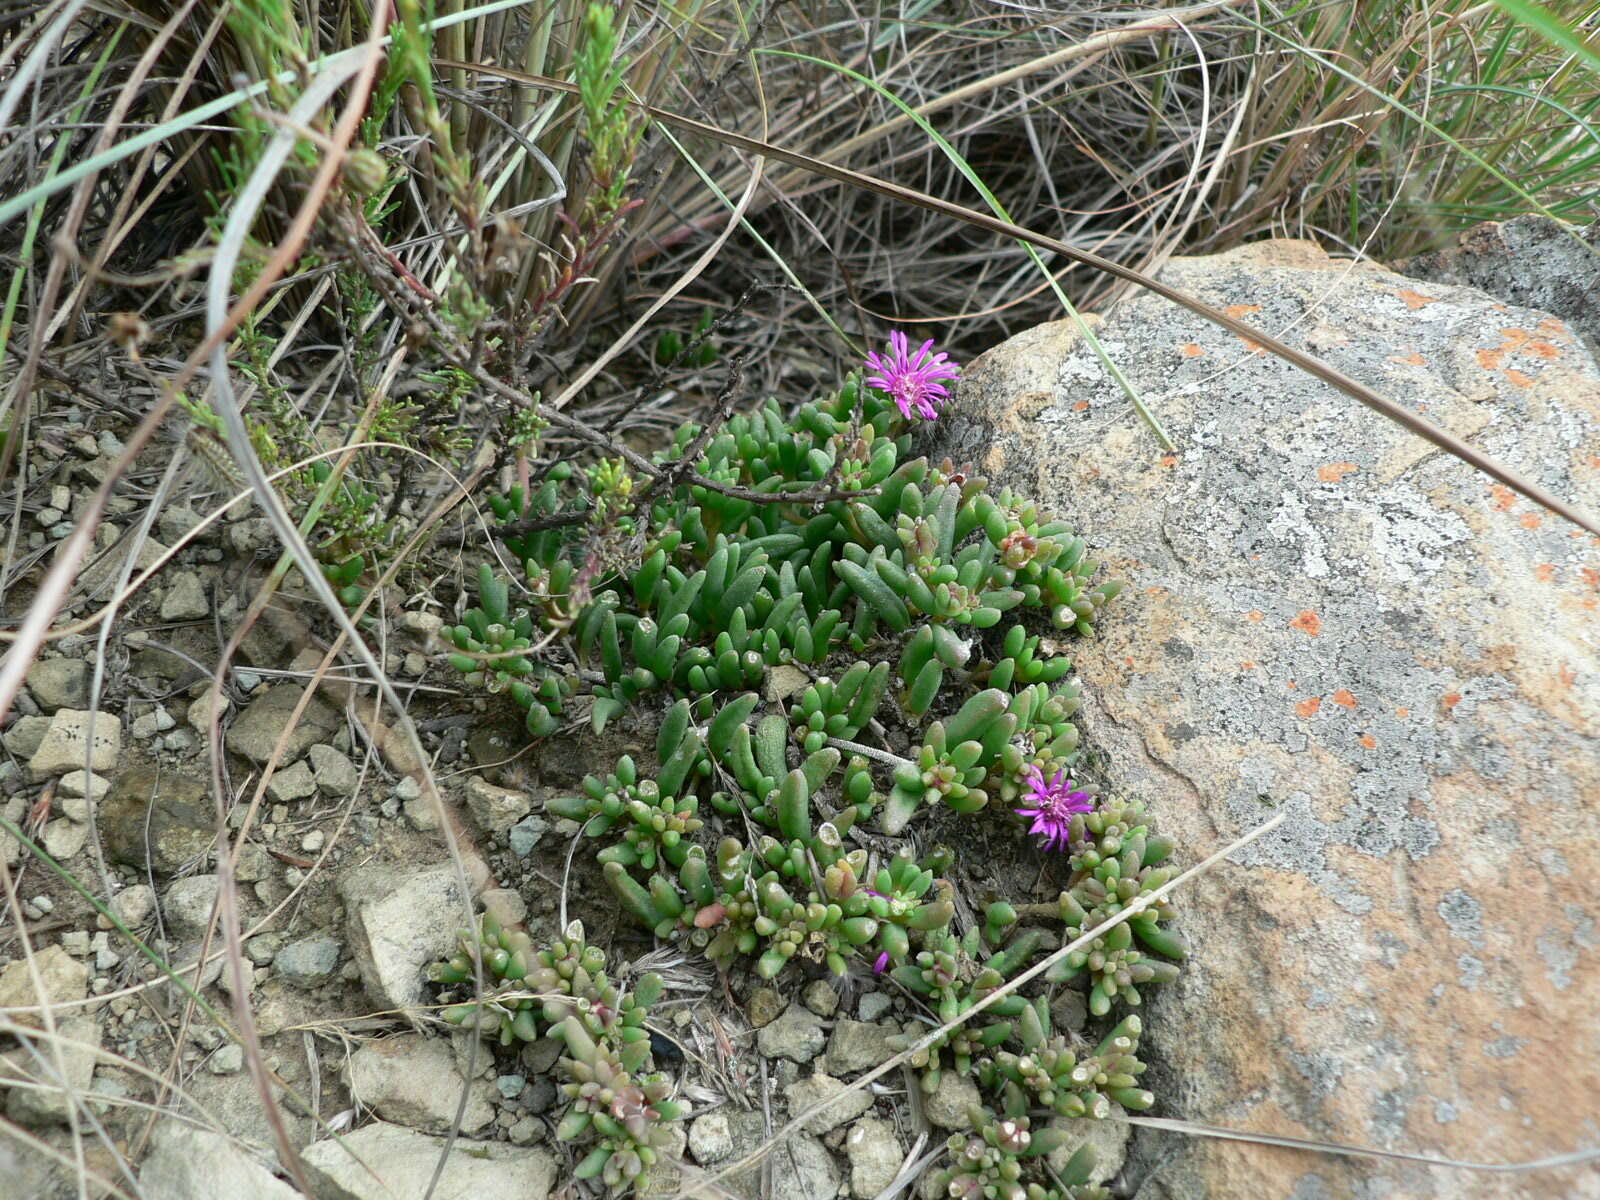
[301,830,325,853]
[496,1074,526,1100]
[207,1044,245,1075]
[859,992,894,1022]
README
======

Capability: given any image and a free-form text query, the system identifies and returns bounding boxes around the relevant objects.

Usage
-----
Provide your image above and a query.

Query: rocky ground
[4,220,1598,1199]
[0,474,1120,1198]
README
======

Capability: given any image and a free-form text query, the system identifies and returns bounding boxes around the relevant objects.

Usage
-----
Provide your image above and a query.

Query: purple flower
[872,950,891,975]
[1015,766,1094,852]
[864,330,961,422]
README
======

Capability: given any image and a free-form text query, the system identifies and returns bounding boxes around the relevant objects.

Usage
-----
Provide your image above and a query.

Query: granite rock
[939,239,1600,1200]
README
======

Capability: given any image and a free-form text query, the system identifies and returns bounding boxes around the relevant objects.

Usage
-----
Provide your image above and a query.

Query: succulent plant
[927,1102,1113,1200]
[978,1012,1153,1118]
[431,921,681,1194]
[426,337,1181,1149]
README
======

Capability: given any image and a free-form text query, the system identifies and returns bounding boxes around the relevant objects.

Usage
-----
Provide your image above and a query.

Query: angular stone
[688,1111,734,1163]
[344,1035,494,1135]
[28,709,121,781]
[756,1002,826,1064]
[300,1120,556,1200]
[100,766,217,874]
[786,1070,873,1134]
[308,744,359,794]
[341,864,471,1014]
[1,1014,100,1126]
[184,690,229,734]
[25,659,90,711]
[858,991,893,1022]
[941,237,1600,1200]
[709,1109,841,1200]
[274,935,341,987]
[1,714,52,760]
[264,760,316,803]
[922,1072,979,1131]
[224,684,340,766]
[139,1122,299,1200]
[0,945,89,1029]
[41,819,87,861]
[846,1117,902,1198]
[78,533,168,598]
[160,571,211,621]
[163,875,221,939]
[746,986,785,1028]
[464,777,532,834]
[57,770,110,802]
[507,814,548,857]
[825,1020,897,1075]
[101,884,157,931]
[801,978,839,1017]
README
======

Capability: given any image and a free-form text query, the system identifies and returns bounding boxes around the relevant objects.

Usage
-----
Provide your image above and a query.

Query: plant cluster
[430,340,1185,1195]
[431,916,682,1192]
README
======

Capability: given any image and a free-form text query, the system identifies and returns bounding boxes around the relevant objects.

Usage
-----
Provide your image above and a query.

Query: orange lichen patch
[1558,663,1578,688]
[1519,513,1542,530]
[1124,657,1134,668]
[1582,567,1600,589]
[1179,343,1206,358]
[1476,347,1503,370]
[1289,609,1322,637]
[1317,461,1359,483]
[1073,400,1090,412]
[1389,351,1427,366]
[1358,733,1377,750]
[1442,692,1462,711]
[1286,680,1297,691]
[1537,315,1568,335]
[1246,610,1264,623]
[1240,661,1256,669]
[1505,369,1534,388]
[1395,288,1438,310]
[1295,697,1322,719]
[1524,339,1559,359]
[1535,563,1556,582]
[1223,303,1262,319]
[1588,456,1600,469]
[1160,454,1179,468]
[1489,485,1516,512]
[1332,689,1357,709]
[1396,707,1410,718]
[1237,337,1265,355]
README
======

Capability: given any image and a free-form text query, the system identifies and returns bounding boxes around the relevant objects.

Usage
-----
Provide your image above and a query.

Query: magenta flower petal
[864,329,961,422]
[1014,766,1094,852]
[872,950,891,975]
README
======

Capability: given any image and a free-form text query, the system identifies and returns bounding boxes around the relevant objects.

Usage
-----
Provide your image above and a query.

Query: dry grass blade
[440,57,1600,537]
[188,27,390,1199]
[1124,1114,1600,1174]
